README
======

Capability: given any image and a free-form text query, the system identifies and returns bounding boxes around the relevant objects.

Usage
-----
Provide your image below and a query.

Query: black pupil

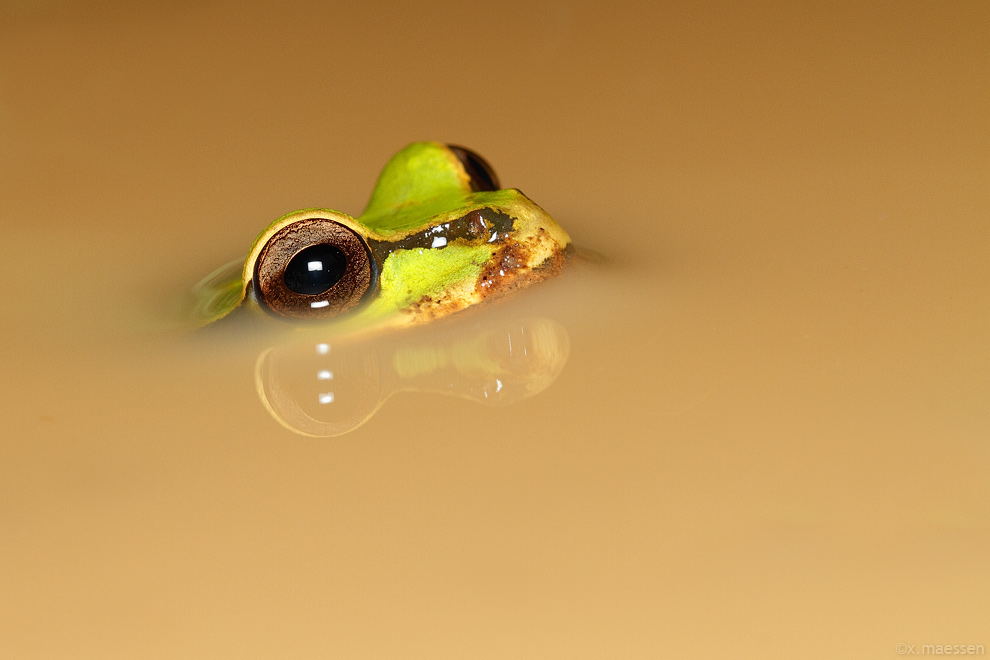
[284,244,347,295]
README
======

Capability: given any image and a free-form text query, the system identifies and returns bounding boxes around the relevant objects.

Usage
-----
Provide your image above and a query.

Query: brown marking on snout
[475,228,565,303]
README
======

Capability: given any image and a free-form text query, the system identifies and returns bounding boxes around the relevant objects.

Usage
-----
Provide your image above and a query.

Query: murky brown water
[2,2,987,658]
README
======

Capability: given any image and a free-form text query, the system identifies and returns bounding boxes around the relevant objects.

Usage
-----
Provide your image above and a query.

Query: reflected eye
[447,144,501,192]
[254,218,374,320]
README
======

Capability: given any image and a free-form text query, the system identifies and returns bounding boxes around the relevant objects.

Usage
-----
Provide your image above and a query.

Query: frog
[193,142,571,331]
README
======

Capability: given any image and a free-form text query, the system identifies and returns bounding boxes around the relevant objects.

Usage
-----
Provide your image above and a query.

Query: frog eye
[447,144,501,192]
[253,218,374,320]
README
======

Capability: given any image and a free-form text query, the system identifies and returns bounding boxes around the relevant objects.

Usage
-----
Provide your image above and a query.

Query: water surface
[1,2,987,658]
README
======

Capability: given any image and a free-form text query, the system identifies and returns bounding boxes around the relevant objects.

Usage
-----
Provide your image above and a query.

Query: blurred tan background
[1,1,987,658]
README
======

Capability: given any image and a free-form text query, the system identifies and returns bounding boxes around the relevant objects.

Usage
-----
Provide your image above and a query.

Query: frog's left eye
[253,218,374,320]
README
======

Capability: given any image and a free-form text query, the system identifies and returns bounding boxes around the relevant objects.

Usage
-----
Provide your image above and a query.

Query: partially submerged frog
[194,142,571,330]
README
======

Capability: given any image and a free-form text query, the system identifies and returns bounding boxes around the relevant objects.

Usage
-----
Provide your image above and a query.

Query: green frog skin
[196,142,571,330]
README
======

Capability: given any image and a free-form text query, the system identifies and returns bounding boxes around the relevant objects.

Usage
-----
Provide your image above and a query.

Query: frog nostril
[284,244,347,295]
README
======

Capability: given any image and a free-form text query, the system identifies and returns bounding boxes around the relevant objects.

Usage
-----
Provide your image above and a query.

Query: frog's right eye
[447,144,501,192]
[253,217,375,320]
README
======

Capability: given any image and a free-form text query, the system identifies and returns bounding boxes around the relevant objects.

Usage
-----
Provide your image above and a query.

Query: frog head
[195,142,571,330]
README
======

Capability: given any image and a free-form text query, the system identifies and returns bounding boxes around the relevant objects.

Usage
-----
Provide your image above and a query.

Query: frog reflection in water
[256,315,571,437]
[193,143,573,436]
[196,142,571,329]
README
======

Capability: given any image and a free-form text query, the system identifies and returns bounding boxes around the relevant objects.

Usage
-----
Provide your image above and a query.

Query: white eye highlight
[307,260,323,271]
[318,392,335,404]
[431,236,447,248]
[317,370,333,380]
[311,300,330,309]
